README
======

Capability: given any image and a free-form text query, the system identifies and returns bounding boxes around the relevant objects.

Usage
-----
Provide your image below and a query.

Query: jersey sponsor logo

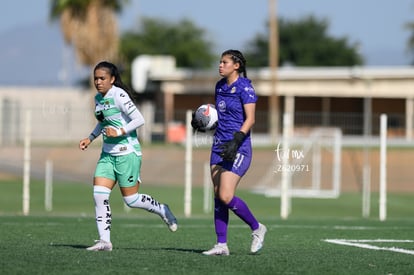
[95,110,105,122]
[119,146,127,152]
[218,100,226,112]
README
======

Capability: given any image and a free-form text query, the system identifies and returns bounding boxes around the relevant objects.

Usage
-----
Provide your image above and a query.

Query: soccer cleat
[161,204,178,232]
[251,223,267,253]
[86,240,113,251]
[202,243,230,256]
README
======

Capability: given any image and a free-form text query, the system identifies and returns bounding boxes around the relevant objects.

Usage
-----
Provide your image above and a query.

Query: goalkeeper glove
[191,111,205,132]
[219,131,246,161]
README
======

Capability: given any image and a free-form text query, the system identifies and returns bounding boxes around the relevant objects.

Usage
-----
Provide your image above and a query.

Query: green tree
[245,15,363,67]
[120,17,215,87]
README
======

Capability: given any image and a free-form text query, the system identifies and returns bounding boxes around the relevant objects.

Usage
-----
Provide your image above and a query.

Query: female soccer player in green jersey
[79,61,177,251]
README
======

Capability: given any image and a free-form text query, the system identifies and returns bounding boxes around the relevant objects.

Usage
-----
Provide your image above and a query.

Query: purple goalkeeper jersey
[212,76,258,155]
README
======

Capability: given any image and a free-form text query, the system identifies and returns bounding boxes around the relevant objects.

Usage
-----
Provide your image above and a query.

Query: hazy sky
[2,0,414,66]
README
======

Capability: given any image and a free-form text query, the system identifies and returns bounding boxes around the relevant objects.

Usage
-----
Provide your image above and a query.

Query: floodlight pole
[269,0,279,144]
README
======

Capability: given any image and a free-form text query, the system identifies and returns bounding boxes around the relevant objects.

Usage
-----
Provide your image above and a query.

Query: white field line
[324,239,414,255]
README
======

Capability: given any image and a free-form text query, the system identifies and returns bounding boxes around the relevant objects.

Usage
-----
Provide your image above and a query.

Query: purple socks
[214,196,259,243]
[214,198,229,243]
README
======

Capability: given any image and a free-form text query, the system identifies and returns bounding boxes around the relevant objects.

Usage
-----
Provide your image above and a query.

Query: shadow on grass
[123,246,205,254]
[49,243,89,249]
[50,243,204,254]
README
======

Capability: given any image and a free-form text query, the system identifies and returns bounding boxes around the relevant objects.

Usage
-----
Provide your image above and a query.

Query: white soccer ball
[194,104,218,131]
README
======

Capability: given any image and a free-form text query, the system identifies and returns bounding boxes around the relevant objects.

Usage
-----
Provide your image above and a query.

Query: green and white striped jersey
[92,86,144,156]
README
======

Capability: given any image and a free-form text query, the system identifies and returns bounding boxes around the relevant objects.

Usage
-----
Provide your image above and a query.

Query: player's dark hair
[94,61,137,104]
[222,49,247,78]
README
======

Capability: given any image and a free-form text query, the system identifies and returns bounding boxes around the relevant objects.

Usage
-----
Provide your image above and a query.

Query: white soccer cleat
[202,243,230,256]
[251,223,267,253]
[161,204,178,232]
[86,240,113,251]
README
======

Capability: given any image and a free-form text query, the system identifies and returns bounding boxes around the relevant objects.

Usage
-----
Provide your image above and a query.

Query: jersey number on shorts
[232,153,244,169]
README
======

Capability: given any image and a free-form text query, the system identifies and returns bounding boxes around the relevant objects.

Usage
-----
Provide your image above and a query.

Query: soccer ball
[194,104,218,131]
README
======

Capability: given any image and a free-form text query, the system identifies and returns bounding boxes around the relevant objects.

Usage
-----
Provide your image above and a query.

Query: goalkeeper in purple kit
[192,49,267,255]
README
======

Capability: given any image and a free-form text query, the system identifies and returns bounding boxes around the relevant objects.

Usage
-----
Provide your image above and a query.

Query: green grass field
[1,179,413,274]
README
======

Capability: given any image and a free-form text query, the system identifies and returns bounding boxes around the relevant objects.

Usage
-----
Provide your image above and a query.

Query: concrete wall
[0,87,95,145]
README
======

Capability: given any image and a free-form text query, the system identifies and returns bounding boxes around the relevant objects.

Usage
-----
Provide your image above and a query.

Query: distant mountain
[0,21,88,87]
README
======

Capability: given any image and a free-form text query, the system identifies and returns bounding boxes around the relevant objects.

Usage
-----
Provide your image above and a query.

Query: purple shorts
[210,150,252,177]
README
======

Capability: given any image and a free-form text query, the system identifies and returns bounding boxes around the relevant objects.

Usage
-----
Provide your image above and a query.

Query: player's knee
[123,193,139,207]
[218,194,233,204]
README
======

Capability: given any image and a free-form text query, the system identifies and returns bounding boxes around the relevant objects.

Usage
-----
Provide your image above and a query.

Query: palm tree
[406,21,414,64]
[50,0,128,67]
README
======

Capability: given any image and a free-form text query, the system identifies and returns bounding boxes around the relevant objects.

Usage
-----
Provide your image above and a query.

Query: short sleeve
[240,84,258,105]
